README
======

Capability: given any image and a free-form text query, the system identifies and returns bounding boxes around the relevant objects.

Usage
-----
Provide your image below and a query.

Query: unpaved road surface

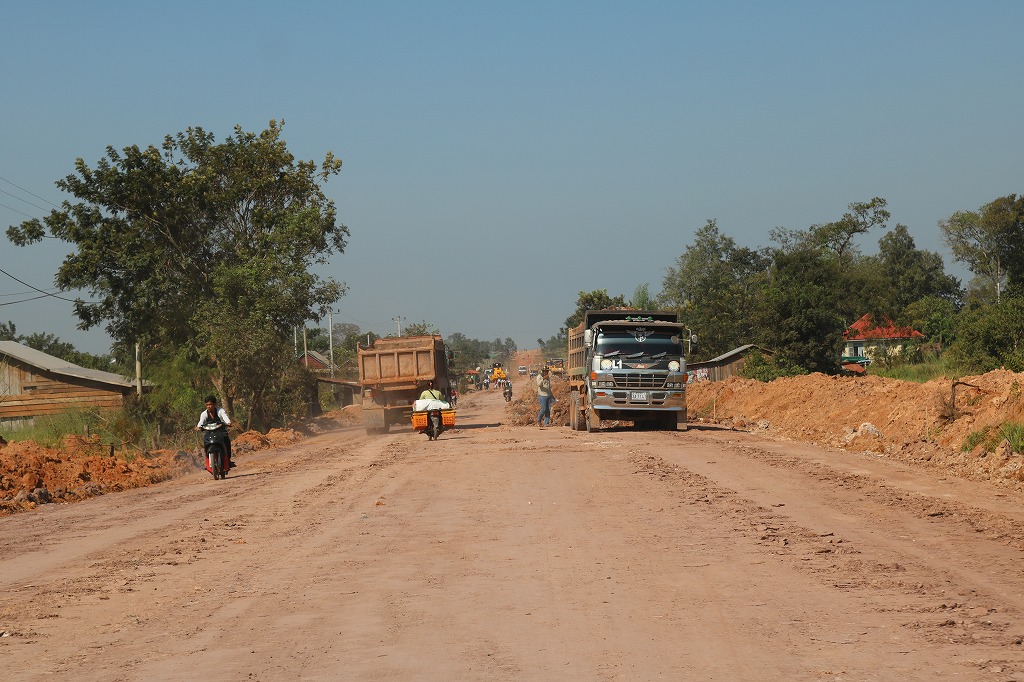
[4,387,1024,681]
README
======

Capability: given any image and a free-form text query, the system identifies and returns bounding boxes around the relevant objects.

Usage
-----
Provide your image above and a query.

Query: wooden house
[687,344,774,383]
[0,341,148,427]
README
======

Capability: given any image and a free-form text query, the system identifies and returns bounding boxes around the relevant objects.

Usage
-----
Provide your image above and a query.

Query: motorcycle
[424,409,444,441]
[198,423,231,479]
[503,384,512,402]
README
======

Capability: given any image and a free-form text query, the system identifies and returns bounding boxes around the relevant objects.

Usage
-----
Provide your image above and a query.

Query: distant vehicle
[545,358,566,377]
[491,363,508,381]
[518,365,527,375]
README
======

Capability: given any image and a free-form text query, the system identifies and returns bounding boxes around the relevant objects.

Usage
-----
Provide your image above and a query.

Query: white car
[518,365,527,375]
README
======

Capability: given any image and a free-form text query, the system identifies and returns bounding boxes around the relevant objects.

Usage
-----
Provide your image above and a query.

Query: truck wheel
[585,407,598,433]
[570,393,580,430]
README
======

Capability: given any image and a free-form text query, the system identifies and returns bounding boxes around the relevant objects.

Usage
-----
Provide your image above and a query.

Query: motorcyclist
[419,380,444,402]
[195,394,234,468]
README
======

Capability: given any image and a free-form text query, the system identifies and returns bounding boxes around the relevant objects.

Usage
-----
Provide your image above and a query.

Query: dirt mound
[0,408,361,516]
[686,369,1024,489]
[0,436,201,516]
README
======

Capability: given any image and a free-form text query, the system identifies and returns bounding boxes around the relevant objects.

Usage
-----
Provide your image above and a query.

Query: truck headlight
[600,358,613,370]
[668,360,680,372]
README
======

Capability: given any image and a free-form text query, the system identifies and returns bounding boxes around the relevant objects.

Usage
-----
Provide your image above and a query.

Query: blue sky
[3,1,1023,355]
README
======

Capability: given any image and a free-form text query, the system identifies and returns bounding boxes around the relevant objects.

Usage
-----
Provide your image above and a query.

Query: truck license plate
[630,391,648,402]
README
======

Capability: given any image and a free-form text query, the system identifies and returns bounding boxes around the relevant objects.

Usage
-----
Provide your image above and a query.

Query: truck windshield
[595,331,682,359]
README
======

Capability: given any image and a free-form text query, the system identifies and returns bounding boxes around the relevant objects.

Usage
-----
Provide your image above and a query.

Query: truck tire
[570,393,580,431]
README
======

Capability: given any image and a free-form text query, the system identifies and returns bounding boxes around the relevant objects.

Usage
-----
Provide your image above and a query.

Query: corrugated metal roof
[0,340,147,389]
[705,344,773,363]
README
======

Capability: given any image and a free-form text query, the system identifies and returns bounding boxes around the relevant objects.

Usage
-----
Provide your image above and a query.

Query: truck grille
[613,373,664,389]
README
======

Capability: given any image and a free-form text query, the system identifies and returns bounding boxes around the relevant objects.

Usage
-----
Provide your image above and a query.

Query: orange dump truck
[358,335,452,434]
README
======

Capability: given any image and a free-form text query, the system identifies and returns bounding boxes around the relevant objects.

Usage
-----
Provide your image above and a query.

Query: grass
[7,406,166,454]
[998,421,1024,455]
[961,421,1024,455]
[867,357,964,383]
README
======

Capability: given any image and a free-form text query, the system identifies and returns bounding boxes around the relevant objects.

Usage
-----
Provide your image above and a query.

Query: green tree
[946,296,1024,372]
[903,295,958,349]
[939,195,1024,301]
[756,246,846,374]
[629,283,656,310]
[565,289,626,329]
[660,220,770,359]
[402,320,440,337]
[875,224,962,311]
[6,121,347,429]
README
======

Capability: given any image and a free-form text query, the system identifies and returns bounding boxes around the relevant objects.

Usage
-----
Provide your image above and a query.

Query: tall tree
[875,224,961,311]
[660,220,770,358]
[939,194,1024,301]
[7,121,347,428]
[755,246,846,373]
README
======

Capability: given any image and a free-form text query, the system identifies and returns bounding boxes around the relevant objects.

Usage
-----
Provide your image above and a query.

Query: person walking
[536,366,554,427]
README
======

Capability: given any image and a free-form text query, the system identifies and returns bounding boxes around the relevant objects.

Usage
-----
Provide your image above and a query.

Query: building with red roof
[842,314,925,367]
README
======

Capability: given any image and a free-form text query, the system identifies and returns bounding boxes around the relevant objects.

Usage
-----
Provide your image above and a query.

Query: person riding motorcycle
[195,394,234,468]
[419,380,444,401]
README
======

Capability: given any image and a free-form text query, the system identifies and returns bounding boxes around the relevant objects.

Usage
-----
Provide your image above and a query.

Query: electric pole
[393,316,404,337]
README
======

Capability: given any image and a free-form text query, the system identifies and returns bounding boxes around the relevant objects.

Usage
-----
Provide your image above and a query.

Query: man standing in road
[536,366,554,427]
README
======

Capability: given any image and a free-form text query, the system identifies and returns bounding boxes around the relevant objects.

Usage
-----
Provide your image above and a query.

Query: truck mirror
[670,335,680,344]
[583,330,593,348]
[690,334,698,349]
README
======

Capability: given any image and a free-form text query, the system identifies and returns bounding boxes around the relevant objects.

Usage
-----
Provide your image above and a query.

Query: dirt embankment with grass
[685,368,1024,489]
[0,405,363,516]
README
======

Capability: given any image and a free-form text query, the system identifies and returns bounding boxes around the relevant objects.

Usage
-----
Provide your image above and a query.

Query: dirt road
[4,386,1024,681]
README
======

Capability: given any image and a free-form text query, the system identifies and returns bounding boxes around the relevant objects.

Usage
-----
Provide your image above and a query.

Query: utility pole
[393,316,404,337]
[328,310,335,378]
[302,326,308,367]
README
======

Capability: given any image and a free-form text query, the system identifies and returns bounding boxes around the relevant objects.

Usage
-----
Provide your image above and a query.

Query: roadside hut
[687,344,774,383]
[0,341,147,428]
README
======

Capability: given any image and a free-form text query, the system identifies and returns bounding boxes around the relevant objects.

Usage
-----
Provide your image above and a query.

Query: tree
[755,246,846,374]
[939,194,1024,301]
[629,283,656,310]
[7,121,347,429]
[875,224,962,311]
[946,296,1024,372]
[903,295,958,350]
[402,320,439,337]
[809,197,891,260]
[565,289,626,329]
[660,220,770,358]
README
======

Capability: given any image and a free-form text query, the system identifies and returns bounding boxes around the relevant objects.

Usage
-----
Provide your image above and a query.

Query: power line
[0,267,80,303]
[0,200,37,219]
[0,175,61,209]
[0,293,55,306]
[0,188,49,213]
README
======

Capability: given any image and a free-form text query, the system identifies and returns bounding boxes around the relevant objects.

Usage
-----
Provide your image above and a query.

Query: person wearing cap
[536,366,554,427]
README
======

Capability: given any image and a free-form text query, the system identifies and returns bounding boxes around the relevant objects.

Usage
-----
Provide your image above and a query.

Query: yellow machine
[545,358,566,377]
[491,362,508,381]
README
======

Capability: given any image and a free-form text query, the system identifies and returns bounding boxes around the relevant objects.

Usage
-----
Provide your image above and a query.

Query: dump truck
[567,310,691,432]
[358,335,452,434]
